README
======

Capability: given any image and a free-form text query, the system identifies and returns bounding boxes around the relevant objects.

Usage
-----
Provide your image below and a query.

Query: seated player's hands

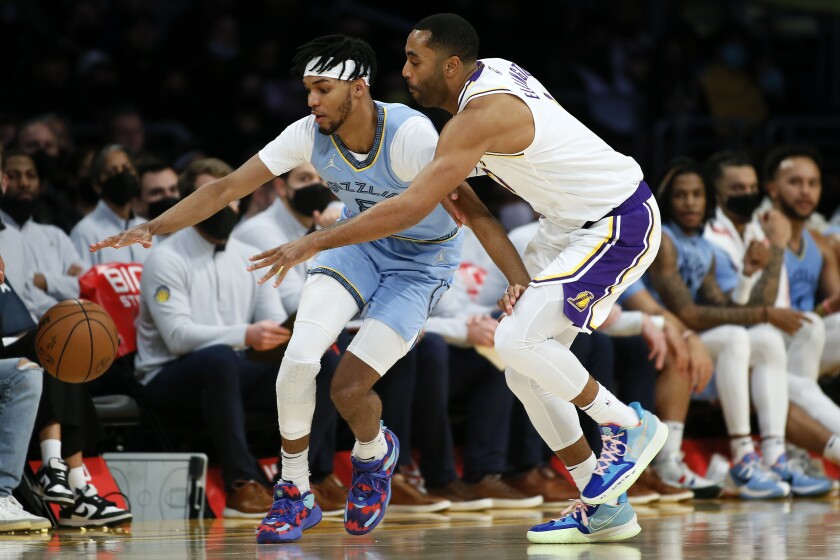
[640,314,667,370]
[767,307,811,335]
[758,209,792,248]
[467,315,498,347]
[246,320,291,350]
[685,332,713,393]
[248,236,320,288]
[90,223,153,253]
[498,284,528,316]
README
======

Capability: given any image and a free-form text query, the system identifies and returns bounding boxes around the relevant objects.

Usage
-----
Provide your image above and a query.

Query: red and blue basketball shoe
[344,427,400,535]
[255,481,322,544]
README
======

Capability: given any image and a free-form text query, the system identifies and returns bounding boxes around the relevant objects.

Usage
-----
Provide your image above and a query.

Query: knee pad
[749,324,786,366]
[276,356,321,440]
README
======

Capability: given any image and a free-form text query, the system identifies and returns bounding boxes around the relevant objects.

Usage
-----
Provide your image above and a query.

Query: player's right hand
[498,284,528,315]
[90,223,153,252]
[685,332,713,393]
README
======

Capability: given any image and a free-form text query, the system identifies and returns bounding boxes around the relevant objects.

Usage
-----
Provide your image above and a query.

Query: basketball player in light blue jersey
[247,14,670,544]
[764,146,840,448]
[91,35,528,543]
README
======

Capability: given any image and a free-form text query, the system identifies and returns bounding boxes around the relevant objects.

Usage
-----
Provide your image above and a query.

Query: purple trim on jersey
[532,200,656,332]
[457,62,486,108]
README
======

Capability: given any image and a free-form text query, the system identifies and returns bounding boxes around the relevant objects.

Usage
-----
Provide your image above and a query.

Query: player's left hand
[498,284,528,315]
[248,236,320,287]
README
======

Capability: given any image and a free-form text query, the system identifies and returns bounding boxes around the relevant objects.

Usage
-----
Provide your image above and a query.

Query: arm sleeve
[390,116,439,182]
[258,117,315,176]
[142,252,249,355]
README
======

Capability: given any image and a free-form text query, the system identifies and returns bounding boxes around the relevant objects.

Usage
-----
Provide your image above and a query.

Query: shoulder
[808,228,833,256]
[70,215,97,237]
[226,237,262,262]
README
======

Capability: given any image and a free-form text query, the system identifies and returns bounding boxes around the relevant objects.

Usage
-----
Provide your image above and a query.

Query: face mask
[30,150,59,183]
[725,192,763,220]
[289,182,332,216]
[101,171,139,206]
[0,197,35,226]
[196,206,238,241]
[147,197,179,220]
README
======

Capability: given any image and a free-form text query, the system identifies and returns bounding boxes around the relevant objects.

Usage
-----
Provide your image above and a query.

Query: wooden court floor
[2,497,839,559]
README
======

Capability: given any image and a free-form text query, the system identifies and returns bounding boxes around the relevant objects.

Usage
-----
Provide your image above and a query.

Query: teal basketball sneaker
[582,402,668,504]
[527,493,641,544]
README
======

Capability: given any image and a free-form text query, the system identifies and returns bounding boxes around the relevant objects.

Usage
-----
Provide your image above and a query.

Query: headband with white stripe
[303,57,370,85]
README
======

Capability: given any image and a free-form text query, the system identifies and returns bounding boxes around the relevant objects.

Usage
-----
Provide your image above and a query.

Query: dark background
[2,0,839,216]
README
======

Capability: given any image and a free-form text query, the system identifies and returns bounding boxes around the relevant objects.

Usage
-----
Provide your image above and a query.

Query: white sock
[580,384,640,427]
[281,448,310,493]
[68,466,87,491]
[40,439,61,464]
[657,422,685,464]
[824,435,840,465]
[761,436,786,467]
[567,454,597,493]
[353,430,387,462]
[730,436,756,463]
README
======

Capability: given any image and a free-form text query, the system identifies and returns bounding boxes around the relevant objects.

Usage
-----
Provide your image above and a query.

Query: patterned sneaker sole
[255,506,322,544]
[584,421,669,505]
[526,516,642,544]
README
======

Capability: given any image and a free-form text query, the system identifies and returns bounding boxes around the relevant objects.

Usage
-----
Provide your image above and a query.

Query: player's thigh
[365,272,450,343]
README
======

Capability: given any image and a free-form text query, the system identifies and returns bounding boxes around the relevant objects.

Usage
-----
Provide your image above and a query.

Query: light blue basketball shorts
[308,231,462,341]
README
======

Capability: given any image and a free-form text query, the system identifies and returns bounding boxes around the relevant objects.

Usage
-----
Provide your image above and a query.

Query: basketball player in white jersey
[248,14,667,544]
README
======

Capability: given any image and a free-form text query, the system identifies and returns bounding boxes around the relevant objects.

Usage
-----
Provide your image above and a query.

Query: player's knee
[276,356,319,406]
[494,315,530,363]
[504,368,531,397]
[749,325,786,365]
[797,312,826,348]
[721,325,751,365]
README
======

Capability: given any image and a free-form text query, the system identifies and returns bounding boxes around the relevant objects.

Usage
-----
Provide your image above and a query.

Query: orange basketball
[35,299,119,383]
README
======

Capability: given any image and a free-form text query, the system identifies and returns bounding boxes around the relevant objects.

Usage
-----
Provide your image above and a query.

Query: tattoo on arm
[748,246,783,306]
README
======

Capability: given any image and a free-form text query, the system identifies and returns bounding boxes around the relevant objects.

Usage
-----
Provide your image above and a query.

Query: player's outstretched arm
[248,111,493,286]
[90,155,274,253]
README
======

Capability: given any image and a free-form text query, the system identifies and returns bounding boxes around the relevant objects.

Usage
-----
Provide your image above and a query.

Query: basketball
[35,299,119,383]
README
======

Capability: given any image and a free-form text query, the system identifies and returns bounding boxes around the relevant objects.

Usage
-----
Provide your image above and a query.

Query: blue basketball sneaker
[582,402,668,504]
[725,453,790,499]
[344,427,399,535]
[527,493,641,544]
[255,482,322,544]
[770,454,833,497]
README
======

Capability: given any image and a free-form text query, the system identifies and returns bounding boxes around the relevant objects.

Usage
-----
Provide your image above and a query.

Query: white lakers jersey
[458,58,643,225]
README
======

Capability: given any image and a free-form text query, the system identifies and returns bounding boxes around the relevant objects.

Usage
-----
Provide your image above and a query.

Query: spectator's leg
[0,359,43,495]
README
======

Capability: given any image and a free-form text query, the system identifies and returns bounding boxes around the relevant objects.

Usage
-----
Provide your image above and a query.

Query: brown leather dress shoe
[389,474,451,513]
[627,476,660,505]
[310,473,348,516]
[638,468,694,502]
[426,479,493,511]
[505,466,579,506]
[467,474,543,509]
[223,480,274,518]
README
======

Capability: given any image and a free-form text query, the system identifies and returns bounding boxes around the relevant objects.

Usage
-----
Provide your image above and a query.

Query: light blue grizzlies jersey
[310,102,459,242]
[785,229,822,312]
[644,223,714,303]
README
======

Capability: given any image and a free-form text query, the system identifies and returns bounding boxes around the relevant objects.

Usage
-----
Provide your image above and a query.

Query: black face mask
[147,197,179,220]
[30,150,59,183]
[196,206,238,242]
[725,192,763,221]
[289,182,333,216]
[101,171,140,206]
[0,197,35,226]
